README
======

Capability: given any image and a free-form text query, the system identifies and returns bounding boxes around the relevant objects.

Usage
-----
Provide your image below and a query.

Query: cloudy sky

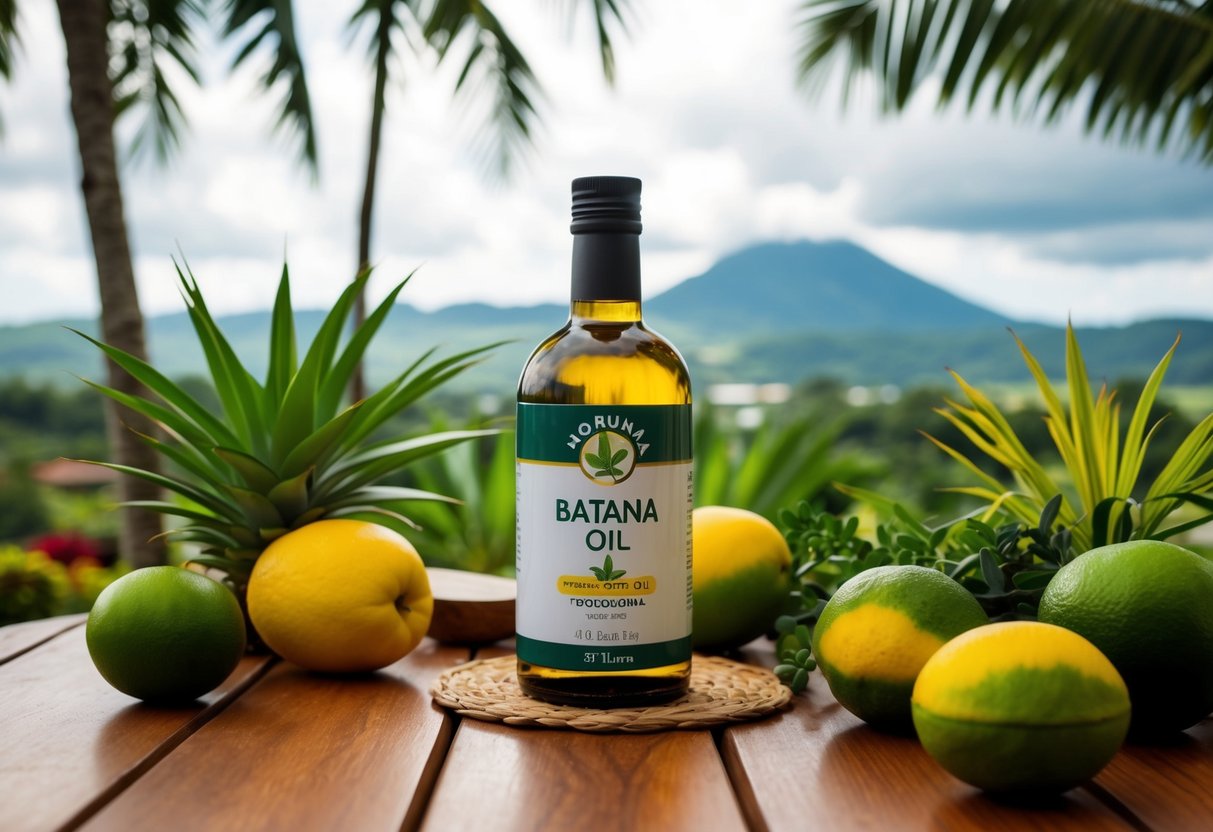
[1,1,1211,327]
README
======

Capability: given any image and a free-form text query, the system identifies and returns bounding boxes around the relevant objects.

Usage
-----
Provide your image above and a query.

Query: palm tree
[344,0,632,400]
[0,0,316,566]
[794,0,1213,162]
[49,0,172,568]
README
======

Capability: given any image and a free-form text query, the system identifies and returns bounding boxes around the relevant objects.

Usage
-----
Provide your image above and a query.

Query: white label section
[516,460,693,649]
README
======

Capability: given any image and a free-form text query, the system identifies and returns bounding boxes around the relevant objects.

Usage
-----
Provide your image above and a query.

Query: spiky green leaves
[928,323,1213,550]
[77,261,499,582]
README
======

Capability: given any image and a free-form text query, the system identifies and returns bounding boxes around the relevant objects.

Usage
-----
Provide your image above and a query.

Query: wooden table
[3,615,1211,832]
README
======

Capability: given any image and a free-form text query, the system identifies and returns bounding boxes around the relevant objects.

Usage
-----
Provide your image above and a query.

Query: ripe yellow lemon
[812,565,988,727]
[692,506,792,650]
[247,520,433,672]
[912,621,1130,793]
[1038,539,1213,734]
[86,566,246,702]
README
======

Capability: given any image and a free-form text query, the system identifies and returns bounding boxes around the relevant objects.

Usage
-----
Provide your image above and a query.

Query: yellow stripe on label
[818,604,946,681]
[557,575,656,596]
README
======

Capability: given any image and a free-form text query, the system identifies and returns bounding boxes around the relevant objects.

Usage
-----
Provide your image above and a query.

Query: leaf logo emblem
[578,429,636,485]
[589,554,627,582]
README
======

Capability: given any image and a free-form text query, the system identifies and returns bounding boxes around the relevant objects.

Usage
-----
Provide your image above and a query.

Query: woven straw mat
[429,654,791,733]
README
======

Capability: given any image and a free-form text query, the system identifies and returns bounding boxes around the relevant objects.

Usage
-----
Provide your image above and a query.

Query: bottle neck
[570,232,641,306]
[570,299,642,322]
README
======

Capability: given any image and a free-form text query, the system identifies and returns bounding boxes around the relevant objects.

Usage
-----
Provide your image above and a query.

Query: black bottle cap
[570,176,642,235]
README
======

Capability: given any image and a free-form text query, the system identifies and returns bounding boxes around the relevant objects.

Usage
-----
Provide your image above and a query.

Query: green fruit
[1038,539,1213,735]
[812,565,988,727]
[86,566,246,702]
[691,506,793,650]
[912,621,1130,793]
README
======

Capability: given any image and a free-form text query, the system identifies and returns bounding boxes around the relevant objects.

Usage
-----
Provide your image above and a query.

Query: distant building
[30,459,118,490]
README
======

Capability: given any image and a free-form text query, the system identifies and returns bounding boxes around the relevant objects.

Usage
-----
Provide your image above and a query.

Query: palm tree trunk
[351,6,394,404]
[56,0,165,568]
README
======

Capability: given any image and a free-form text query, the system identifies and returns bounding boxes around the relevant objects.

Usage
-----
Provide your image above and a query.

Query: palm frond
[796,0,1213,162]
[564,0,632,84]
[223,0,319,172]
[423,0,543,176]
[0,0,18,83]
[108,0,206,164]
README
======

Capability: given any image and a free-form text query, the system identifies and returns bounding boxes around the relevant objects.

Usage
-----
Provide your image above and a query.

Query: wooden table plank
[0,625,270,832]
[1092,718,1213,832]
[421,645,748,832]
[0,613,84,664]
[421,720,748,832]
[721,668,1137,832]
[81,640,471,832]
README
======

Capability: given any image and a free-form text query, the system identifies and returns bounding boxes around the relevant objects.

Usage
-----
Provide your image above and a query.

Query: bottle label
[516,403,692,671]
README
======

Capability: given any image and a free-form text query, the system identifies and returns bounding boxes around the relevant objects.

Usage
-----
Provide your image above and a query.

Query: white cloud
[0,0,1210,327]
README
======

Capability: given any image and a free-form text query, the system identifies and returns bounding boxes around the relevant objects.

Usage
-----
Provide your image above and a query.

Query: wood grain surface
[4,618,1213,832]
[0,613,84,664]
[1093,718,1213,832]
[423,644,747,831]
[80,640,471,832]
[720,667,1136,832]
[421,719,748,832]
[0,625,270,832]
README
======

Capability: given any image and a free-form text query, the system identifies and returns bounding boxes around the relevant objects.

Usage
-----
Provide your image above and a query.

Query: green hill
[2,240,1209,392]
[649,240,1010,336]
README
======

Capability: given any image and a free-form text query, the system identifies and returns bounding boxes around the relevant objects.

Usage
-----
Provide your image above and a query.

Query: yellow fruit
[247,520,433,672]
[86,566,246,702]
[812,565,987,727]
[1038,539,1213,734]
[692,506,792,650]
[912,621,1130,793]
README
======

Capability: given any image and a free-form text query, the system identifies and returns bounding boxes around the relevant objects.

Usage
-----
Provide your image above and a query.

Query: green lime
[86,566,246,702]
[692,506,793,650]
[1038,539,1213,734]
[912,621,1130,793]
[812,565,988,727]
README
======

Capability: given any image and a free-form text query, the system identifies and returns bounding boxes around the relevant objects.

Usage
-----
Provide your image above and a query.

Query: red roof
[30,459,119,488]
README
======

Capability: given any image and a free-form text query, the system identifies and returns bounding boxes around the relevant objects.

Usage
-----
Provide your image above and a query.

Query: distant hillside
[726,320,1213,388]
[2,239,1210,392]
[648,240,1010,336]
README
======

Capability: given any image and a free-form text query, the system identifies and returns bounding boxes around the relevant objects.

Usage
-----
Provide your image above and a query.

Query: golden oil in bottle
[515,176,692,706]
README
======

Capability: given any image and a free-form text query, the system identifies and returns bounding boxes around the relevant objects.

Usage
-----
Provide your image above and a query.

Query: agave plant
[694,403,879,522]
[75,262,498,589]
[404,422,516,575]
[929,324,1213,552]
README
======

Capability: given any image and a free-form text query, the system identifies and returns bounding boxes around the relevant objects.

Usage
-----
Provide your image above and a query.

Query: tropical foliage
[404,425,516,575]
[694,404,879,521]
[0,545,128,626]
[795,0,1213,161]
[76,262,497,589]
[931,324,1213,550]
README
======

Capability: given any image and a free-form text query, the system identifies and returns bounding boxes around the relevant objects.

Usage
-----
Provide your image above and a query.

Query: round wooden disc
[427,567,516,644]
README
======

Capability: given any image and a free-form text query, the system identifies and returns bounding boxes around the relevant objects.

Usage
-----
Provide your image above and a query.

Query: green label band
[517,635,692,671]
[517,403,691,464]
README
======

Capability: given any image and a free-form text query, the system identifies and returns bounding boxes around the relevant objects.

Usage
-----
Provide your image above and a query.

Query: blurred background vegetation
[3,368,1206,595]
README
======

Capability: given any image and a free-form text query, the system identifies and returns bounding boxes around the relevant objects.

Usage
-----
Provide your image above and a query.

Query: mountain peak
[648,239,1009,333]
